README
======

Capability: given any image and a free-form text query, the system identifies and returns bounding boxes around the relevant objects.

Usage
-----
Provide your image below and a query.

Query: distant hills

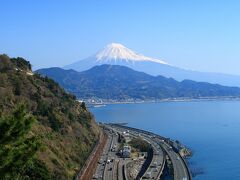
[37,64,240,102]
[0,55,100,179]
[64,43,240,87]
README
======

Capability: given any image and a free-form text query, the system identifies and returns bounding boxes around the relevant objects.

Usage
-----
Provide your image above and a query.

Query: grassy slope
[0,55,100,179]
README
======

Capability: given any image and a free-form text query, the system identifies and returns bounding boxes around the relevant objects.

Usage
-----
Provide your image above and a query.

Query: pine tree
[0,105,41,179]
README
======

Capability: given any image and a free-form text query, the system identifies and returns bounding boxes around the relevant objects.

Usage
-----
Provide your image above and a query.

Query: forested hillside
[37,65,240,102]
[0,55,100,179]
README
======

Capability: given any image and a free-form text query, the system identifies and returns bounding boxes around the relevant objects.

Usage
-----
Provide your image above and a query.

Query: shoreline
[91,98,240,179]
[86,96,240,106]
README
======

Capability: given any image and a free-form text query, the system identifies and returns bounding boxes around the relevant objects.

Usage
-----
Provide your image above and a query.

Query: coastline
[91,98,240,179]
[85,96,240,106]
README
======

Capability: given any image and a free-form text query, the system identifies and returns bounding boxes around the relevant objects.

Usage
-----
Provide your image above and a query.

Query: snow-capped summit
[63,43,240,87]
[64,43,171,75]
[95,43,167,64]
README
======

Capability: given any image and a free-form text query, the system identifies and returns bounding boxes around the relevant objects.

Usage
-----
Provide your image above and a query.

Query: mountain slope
[64,43,240,87]
[37,65,240,102]
[0,55,100,179]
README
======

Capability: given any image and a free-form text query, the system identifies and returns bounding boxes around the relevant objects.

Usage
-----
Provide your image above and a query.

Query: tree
[0,54,12,72]
[0,104,41,179]
[14,78,22,96]
[12,57,32,71]
[81,102,87,110]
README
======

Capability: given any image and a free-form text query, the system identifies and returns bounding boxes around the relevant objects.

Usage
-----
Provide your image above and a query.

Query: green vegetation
[37,65,240,101]
[129,138,151,152]
[0,105,46,179]
[0,55,100,179]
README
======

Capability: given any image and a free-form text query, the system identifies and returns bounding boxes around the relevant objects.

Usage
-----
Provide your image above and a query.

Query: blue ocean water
[90,101,240,180]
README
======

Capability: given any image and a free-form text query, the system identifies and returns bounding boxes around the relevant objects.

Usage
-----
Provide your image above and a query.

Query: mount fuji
[64,43,240,87]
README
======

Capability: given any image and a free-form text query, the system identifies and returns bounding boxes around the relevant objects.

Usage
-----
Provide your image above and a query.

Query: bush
[129,138,151,152]
[24,159,51,180]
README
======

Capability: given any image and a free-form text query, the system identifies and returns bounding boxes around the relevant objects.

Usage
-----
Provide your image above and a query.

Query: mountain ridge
[37,64,240,103]
[63,43,240,87]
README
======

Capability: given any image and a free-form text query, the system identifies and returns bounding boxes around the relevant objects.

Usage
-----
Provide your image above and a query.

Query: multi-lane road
[92,124,191,180]
[93,133,111,179]
[103,132,119,180]
[160,142,189,180]
[141,136,165,179]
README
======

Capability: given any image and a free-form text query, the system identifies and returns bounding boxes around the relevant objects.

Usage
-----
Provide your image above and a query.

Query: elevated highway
[92,124,191,180]
[109,124,191,180]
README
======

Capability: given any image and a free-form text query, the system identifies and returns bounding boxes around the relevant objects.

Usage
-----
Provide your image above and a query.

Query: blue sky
[1,0,240,74]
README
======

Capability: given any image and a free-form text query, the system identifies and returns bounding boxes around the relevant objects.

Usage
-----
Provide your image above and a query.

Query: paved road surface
[110,125,191,180]
[104,133,119,180]
[92,125,191,180]
[93,132,113,179]
[160,142,189,180]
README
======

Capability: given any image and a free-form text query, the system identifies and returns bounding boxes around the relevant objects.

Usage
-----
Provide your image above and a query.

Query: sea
[90,100,240,180]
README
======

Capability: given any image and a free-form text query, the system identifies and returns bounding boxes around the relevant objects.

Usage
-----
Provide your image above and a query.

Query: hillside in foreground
[37,65,240,102]
[0,55,100,179]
